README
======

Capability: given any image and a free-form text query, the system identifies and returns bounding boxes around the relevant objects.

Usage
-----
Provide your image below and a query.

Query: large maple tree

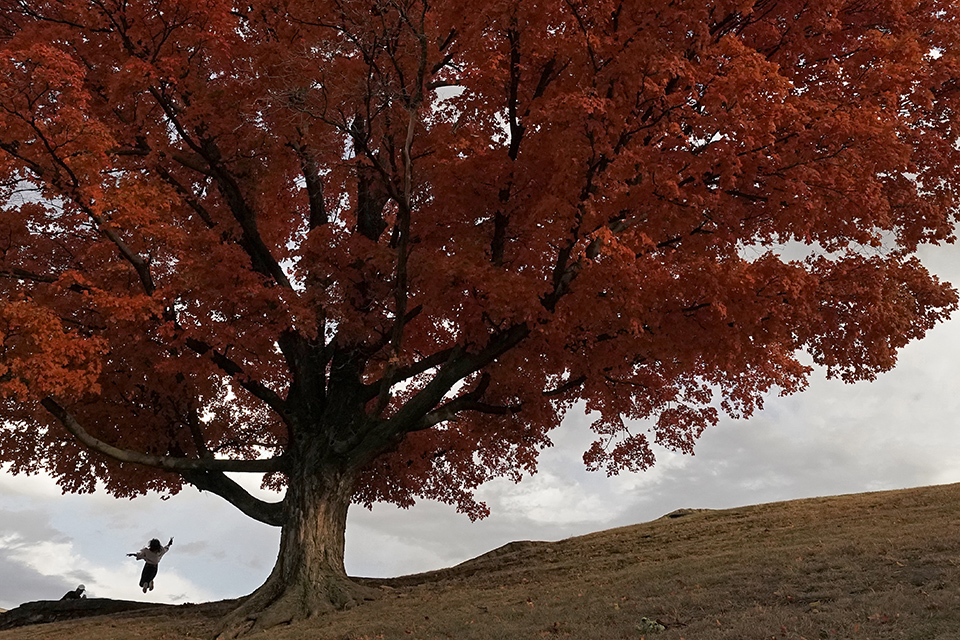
[1,0,959,635]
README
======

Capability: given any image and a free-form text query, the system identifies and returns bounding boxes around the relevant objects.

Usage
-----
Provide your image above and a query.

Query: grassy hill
[4,482,960,640]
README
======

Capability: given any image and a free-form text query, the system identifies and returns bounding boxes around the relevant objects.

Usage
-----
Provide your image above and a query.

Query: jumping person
[127,537,173,593]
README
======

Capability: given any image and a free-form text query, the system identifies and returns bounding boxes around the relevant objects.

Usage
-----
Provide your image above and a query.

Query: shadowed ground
[0,598,236,631]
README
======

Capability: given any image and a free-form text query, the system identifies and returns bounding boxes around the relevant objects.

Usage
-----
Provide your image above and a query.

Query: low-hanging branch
[180,468,287,527]
[40,396,287,474]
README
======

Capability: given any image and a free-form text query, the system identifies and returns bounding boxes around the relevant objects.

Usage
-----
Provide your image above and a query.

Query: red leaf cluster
[0,0,957,514]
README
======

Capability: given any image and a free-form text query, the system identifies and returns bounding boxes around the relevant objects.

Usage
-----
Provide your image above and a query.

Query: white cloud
[0,505,219,607]
[482,472,620,525]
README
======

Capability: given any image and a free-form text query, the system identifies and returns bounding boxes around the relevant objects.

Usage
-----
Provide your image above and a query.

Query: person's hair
[149,538,162,552]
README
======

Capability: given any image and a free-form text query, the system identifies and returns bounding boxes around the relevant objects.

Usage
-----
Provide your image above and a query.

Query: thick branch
[350,115,392,241]
[299,148,329,229]
[542,152,606,311]
[184,337,289,418]
[505,26,525,162]
[0,267,56,283]
[148,87,293,289]
[180,468,286,527]
[186,401,212,458]
[416,373,520,431]
[288,138,329,232]
[413,370,586,431]
[208,163,295,289]
[155,165,217,229]
[343,323,532,461]
[418,396,522,431]
[0,267,90,293]
[41,396,286,473]
[170,151,216,176]
[358,304,424,362]
[362,344,455,404]
[371,109,420,416]
[92,216,157,295]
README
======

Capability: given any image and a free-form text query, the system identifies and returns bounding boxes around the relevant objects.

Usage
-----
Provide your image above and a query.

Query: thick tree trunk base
[213,571,380,639]
[211,457,373,638]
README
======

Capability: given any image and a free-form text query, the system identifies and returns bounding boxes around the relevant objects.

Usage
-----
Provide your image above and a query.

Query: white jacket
[134,542,171,565]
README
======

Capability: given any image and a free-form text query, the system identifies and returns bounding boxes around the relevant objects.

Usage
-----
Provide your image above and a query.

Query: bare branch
[180,468,286,527]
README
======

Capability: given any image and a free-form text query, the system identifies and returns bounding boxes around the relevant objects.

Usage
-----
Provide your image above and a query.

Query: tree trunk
[214,464,379,639]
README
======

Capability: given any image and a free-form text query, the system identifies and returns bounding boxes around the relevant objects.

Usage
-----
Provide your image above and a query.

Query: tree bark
[214,464,378,639]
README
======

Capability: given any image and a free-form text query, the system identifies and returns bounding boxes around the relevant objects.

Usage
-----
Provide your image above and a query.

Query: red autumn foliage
[1,0,958,634]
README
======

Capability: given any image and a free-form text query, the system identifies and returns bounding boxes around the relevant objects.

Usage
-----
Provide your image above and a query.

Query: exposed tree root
[211,461,378,638]
[213,573,380,639]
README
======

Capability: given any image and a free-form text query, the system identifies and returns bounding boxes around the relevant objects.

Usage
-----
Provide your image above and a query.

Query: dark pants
[140,562,158,587]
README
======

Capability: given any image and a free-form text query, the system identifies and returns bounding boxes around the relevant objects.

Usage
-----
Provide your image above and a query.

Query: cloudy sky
[1,242,959,611]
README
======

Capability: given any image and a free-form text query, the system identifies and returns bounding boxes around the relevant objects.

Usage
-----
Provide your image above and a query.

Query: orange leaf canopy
[0,0,957,517]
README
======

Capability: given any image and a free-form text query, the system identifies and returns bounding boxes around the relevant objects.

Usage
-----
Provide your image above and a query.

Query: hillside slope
[4,483,960,639]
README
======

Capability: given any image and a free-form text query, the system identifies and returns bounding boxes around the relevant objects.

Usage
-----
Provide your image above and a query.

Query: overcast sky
[1,242,959,611]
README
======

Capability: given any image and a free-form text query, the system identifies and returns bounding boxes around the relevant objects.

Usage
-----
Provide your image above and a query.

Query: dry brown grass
[6,483,960,640]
